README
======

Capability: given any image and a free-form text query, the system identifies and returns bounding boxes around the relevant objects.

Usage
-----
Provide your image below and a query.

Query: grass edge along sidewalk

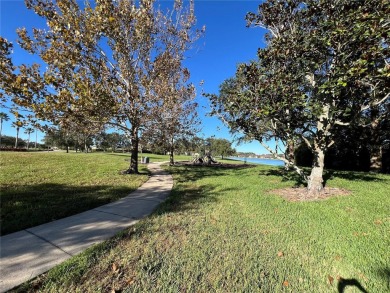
[0,152,186,235]
[0,162,173,293]
[12,163,390,292]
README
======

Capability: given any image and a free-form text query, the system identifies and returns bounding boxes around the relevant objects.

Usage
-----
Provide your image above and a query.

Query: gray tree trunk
[15,127,19,148]
[27,133,30,150]
[307,147,325,197]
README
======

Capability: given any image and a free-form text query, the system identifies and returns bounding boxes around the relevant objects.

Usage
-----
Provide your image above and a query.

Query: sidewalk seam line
[92,209,138,219]
[24,229,73,257]
[123,197,165,203]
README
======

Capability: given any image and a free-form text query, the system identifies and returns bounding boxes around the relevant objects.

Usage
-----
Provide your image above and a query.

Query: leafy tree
[97,132,130,153]
[2,0,202,173]
[143,87,200,165]
[208,138,235,159]
[0,37,14,108]
[210,0,389,197]
[0,112,10,147]
[0,135,27,148]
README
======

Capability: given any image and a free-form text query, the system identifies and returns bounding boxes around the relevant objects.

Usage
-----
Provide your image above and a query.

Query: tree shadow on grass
[0,183,136,236]
[168,163,255,185]
[155,164,248,215]
[376,268,390,289]
[337,278,369,293]
[258,167,388,188]
[257,168,307,187]
[12,163,245,291]
[324,169,389,183]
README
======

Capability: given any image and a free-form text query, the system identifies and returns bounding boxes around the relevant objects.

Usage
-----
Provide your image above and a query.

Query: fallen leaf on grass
[283,280,289,287]
[112,263,119,273]
[328,275,334,285]
[374,219,383,225]
[277,251,284,257]
[359,273,368,281]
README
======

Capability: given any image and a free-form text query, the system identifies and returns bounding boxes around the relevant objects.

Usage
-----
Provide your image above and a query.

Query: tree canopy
[209,0,389,197]
[1,0,203,173]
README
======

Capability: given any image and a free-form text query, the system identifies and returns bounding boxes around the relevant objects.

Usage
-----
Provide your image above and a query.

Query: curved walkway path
[0,162,173,292]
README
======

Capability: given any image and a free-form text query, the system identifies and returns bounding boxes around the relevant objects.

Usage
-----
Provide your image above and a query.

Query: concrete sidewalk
[0,162,173,292]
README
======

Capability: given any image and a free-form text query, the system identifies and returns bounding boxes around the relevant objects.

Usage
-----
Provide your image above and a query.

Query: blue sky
[1,0,274,154]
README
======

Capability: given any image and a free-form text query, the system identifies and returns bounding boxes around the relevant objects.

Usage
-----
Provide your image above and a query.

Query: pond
[228,157,285,167]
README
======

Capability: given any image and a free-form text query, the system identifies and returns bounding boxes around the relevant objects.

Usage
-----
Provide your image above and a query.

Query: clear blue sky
[0,0,274,154]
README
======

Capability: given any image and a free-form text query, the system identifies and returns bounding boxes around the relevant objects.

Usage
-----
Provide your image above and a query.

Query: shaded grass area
[0,151,149,235]
[15,164,390,292]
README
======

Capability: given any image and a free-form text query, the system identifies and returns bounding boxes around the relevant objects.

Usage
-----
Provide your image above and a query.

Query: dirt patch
[270,187,351,202]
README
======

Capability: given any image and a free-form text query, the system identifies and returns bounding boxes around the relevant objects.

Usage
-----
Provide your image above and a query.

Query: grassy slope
[18,163,389,292]
[0,151,150,235]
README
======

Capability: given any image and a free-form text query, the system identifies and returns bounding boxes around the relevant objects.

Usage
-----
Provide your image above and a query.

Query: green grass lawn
[0,151,152,235]
[17,163,389,292]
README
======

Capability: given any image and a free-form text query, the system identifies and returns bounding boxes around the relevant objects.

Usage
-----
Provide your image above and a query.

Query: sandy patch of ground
[270,187,351,201]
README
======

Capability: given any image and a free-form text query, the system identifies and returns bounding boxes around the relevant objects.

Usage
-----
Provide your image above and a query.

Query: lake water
[229,157,285,167]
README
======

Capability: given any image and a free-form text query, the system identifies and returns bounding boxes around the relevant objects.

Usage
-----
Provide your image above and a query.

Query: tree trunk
[369,112,382,172]
[307,147,325,197]
[15,127,19,148]
[169,138,174,165]
[35,130,37,149]
[27,133,30,150]
[127,127,139,174]
[370,145,382,172]
[285,139,295,167]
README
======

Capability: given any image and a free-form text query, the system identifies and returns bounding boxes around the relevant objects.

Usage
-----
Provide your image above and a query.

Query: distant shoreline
[228,157,285,167]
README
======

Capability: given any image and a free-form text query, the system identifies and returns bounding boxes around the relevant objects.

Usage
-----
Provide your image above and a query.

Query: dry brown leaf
[277,251,284,257]
[328,275,334,285]
[283,280,289,287]
[112,263,119,272]
[374,219,383,225]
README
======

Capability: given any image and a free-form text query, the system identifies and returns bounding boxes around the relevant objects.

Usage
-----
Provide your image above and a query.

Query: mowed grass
[17,163,390,292]
[0,151,150,235]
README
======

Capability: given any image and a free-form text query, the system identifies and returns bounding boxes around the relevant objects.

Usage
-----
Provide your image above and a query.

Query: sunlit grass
[16,163,389,292]
[0,151,149,235]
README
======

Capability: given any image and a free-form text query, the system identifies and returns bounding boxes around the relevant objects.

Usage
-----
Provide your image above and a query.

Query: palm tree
[35,127,38,149]
[0,112,10,147]
[24,127,34,150]
[12,120,24,148]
